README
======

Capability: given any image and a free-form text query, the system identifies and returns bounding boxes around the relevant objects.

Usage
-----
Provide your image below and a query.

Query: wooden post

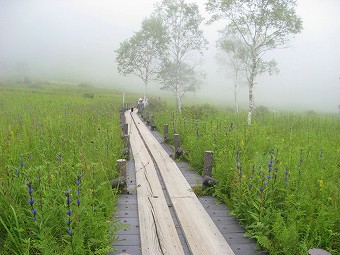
[120,111,126,126]
[204,151,214,177]
[137,102,142,113]
[164,124,169,142]
[123,134,129,148]
[117,159,126,179]
[123,123,128,135]
[174,134,180,155]
[139,103,144,115]
[123,134,130,159]
[150,115,156,130]
[144,112,150,124]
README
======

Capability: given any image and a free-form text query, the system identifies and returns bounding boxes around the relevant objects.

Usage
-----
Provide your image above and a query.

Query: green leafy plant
[149,100,339,254]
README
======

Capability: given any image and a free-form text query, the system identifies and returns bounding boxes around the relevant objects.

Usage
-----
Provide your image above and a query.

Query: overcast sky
[1,0,339,112]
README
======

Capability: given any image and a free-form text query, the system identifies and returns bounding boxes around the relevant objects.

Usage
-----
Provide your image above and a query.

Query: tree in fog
[115,17,166,104]
[206,0,303,125]
[154,0,208,114]
[159,61,203,104]
[216,39,246,114]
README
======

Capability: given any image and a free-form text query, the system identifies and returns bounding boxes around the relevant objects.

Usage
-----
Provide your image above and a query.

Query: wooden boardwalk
[111,110,266,255]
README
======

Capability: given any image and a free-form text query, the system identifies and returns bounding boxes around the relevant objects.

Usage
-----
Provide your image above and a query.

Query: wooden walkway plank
[126,112,185,255]
[131,111,235,255]
[132,119,195,198]
[172,196,235,255]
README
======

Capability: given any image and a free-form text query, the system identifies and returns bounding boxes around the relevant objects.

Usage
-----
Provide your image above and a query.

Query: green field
[1,83,339,255]
[147,101,340,255]
[0,83,126,254]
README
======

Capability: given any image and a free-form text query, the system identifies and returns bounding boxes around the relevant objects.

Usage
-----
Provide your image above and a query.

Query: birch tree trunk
[247,56,257,125]
[143,81,148,108]
[176,89,182,114]
[234,70,239,114]
[247,83,254,125]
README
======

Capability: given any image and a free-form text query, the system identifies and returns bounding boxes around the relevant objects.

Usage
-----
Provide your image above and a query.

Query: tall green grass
[0,83,124,254]
[148,101,339,255]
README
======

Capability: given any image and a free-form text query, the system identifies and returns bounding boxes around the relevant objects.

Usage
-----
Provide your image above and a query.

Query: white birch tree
[206,0,303,125]
[115,17,166,105]
[154,0,208,114]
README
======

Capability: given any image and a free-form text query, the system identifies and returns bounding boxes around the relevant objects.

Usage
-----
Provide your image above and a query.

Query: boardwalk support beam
[204,151,214,177]
[203,151,218,187]
[150,115,156,130]
[174,134,181,159]
[111,159,127,191]
[123,123,128,136]
[164,124,169,142]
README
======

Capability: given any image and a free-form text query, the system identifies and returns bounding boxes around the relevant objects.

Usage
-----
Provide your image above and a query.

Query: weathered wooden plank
[131,111,235,255]
[126,111,184,255]
[172,197,235,255]
[133,120,195,198]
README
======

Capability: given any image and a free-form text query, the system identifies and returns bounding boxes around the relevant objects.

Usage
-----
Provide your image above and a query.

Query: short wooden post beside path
[117,159,127,180]
[203,151,214,177]
[174,133,181,159]
[163,124,169,142]
[123,123,128,136]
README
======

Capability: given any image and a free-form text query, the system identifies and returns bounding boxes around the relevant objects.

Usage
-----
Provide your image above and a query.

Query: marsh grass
[0,83,125,254]
[150,103,339,255]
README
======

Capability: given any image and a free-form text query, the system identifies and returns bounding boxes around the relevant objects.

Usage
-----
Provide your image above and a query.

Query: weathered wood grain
[126,112,184,255]
[131,111,235,255]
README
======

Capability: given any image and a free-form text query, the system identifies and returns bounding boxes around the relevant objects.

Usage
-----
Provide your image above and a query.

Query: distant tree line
[115,0,303,125]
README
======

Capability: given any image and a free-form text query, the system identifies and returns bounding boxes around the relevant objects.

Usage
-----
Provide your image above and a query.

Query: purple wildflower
[268,160,273,167]
[26,181,37,221]
[32,208,37,220]
[29,198,34,206]
[319,149,323,160]
[66,197,72,205]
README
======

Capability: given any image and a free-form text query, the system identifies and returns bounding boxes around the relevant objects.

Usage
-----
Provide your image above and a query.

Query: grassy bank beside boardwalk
[147,101,339,255]
[0,83,125,254]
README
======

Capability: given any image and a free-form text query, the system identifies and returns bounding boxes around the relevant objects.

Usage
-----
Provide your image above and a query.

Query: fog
[1,0,339,112]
